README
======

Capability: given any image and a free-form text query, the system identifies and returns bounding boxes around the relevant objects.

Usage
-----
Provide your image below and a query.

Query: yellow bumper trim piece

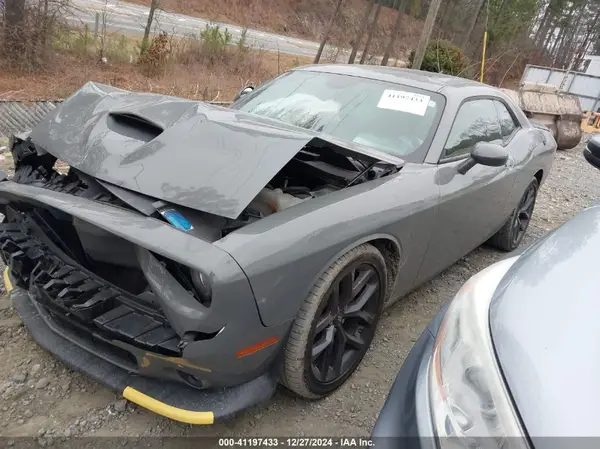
[122,386,215,424]
[3,267,13,293]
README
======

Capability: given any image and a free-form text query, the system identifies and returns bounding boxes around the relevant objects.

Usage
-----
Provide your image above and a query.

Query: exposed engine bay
[0,133,401,353]
[8,133,401,239]
[245,145,397,218]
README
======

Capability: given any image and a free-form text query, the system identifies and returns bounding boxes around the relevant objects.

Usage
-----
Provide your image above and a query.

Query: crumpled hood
[489,205,600,438]
[29,82,402,219]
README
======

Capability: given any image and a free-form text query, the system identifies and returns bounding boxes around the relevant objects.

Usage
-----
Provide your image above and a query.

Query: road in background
[66,0,403,64]
[68,0,323,58]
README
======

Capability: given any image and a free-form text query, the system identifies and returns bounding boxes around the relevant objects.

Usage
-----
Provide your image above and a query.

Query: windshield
[231,70,444,162]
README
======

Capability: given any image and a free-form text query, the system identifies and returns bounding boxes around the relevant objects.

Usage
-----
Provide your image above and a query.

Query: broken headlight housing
[429,257,529,449]
[191,269,212,305]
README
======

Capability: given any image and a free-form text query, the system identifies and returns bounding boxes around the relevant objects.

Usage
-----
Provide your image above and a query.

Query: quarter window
[443,99,503,159]
[494,100,520,143]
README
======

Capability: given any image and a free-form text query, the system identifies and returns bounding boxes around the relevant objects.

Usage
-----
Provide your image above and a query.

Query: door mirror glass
[233,86,255,102]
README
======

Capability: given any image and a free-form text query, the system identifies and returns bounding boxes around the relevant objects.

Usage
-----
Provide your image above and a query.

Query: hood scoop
[106,112,164,143]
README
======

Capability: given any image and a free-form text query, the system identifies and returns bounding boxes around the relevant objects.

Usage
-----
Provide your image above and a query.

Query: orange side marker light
[236,336,279,358]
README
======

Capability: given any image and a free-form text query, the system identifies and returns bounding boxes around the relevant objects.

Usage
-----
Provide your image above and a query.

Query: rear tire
[280,244,386,399]
[488,178,539,252]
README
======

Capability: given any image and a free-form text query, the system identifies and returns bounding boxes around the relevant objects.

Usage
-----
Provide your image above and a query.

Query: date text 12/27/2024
[218,438,376,447]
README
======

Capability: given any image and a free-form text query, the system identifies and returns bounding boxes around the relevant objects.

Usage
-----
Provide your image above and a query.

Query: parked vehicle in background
[1,65,555,424]
[372,136,600,446]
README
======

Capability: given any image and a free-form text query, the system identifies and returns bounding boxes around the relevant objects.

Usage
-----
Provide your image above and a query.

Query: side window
[494,100,520,144]
[442,99,503,159]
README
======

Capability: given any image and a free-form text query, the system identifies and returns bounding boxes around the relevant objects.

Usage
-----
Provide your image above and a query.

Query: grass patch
[53,26,140,63]
[0,27,313,102]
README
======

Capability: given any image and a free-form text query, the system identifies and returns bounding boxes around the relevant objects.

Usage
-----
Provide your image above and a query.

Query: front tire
[489,178,539,251]
[280,244,386,399]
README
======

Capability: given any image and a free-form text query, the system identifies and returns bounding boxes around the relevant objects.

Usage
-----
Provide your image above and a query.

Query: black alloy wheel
[280,243,386,399]
[309,261,382,387]
[488,178,539,252]
[511,181,537,248]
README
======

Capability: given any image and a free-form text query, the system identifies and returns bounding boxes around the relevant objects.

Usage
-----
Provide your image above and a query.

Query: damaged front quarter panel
[0,180,290,385]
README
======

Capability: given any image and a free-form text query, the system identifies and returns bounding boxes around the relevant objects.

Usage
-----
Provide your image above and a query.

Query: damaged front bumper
[0,180,289,423]
[6,277,276,424]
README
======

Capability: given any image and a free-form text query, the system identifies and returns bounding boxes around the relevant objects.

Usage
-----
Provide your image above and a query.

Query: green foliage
[106,34,136,63]
[488,0,538,48]
[53,26,93,56]
[200,23,233,60]
[138,38,150,57]
[177,23,248,69]
[409,40,470,77]
[376,0,404,10]
[53,26,138,63]
[409,0,421,17]
[237,28,249,53]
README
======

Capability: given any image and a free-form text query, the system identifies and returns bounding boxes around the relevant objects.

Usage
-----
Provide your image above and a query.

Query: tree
[348,0,376,64]
[533,0,552,46]
[314,0,345,64]
[381,0,408,66]
[556,0,588,68]
[141,0,160,54]
[360,1,382,63]
[412,0,443,69]
[462,0,486,48]
[573,3,600,69]
[4,0,26,53]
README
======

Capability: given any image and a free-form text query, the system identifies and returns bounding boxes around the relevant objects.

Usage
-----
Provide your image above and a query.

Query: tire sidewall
[302,247,386,397]
[511,178,539,249]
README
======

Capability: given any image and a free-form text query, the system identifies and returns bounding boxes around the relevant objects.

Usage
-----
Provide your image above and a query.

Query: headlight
[430,256,528,448]
[191,269,212,306]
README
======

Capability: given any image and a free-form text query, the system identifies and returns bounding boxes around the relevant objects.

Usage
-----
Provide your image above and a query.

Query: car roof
[294,64,496,96]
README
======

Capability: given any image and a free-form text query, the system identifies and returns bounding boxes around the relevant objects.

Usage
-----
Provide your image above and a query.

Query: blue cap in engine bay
[160,209,193,231]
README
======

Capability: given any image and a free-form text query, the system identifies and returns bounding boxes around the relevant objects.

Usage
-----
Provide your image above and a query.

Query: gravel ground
[0,139,599,442]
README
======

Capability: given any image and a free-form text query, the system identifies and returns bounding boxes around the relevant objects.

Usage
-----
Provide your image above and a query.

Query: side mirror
[457,142,509,175]
[233,85,255,102]
[583,135,600,170]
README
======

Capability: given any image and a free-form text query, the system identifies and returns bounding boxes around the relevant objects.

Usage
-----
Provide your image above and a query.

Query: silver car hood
[490,205,600,437]
[29,82,403,219]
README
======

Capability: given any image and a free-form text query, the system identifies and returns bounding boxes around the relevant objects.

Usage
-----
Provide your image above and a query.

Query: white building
[581,55,600,76]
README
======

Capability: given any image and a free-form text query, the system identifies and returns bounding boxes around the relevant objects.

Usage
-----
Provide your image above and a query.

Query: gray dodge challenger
[0,65,555,423]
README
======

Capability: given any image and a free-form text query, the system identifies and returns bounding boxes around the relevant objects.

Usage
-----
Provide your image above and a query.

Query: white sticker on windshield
[377,90,431,116]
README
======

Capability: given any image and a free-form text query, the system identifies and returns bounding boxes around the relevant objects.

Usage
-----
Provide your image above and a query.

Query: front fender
[217,165,440,327]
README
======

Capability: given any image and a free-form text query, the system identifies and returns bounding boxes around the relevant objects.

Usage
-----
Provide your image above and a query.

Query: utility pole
[411,0,442,70]
[314,0,345,64]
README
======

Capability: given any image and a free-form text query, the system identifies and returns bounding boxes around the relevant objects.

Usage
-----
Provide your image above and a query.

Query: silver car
[373,136,600,445]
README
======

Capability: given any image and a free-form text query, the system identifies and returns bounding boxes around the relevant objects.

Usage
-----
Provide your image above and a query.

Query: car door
[493,98,535,211]
[416,98,518,283]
